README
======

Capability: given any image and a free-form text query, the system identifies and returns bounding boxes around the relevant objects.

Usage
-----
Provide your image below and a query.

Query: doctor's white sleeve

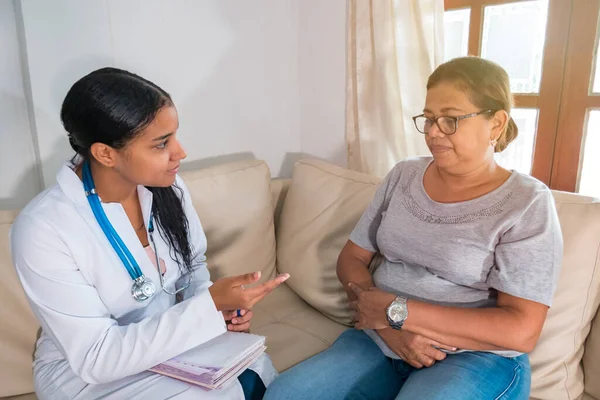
[10,213,226,385]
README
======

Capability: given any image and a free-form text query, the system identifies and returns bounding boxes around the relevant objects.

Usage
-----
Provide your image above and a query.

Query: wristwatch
[386,296,408,330]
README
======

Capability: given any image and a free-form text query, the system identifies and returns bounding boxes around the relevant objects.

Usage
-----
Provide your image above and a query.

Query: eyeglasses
[412,110,494,135]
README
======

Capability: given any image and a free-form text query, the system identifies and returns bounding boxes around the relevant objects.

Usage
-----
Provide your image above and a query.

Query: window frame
[444,0,598,192]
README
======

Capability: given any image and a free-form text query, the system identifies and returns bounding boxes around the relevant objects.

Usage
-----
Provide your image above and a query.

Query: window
[444,0,600,198]
[444,9,470,61]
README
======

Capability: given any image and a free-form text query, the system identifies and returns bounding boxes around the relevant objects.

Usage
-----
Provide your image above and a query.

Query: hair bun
[68,135,85,155]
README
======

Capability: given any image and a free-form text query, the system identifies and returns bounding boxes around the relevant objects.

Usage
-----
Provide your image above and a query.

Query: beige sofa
[1,158,599,400]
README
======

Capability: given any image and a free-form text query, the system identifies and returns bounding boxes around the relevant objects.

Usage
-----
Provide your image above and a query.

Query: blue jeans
[264,329,530,400]
[238,369,266,400]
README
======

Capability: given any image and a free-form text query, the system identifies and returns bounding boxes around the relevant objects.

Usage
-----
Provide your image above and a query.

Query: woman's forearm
[402,299,541,353]
[336,243,375,301]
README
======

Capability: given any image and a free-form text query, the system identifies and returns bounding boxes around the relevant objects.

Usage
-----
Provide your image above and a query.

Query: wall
[0,0,347,208]
[298,0,347,168]
[0,0,39,209]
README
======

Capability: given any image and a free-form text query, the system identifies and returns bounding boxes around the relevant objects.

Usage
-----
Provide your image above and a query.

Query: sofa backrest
[0,209,39,397]
[178,159,278,283]
[1,159,599,400]
[531,190,600,399]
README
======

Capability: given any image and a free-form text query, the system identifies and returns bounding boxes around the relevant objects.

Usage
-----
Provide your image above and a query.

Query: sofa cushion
[179,160,277,283]
[276,159,381,325]
[4,394,38,400]
[583,305,600,399]
[270,179,291,230]
[0,209,39,398]
[529,192,600,400]
[250,283,348,372]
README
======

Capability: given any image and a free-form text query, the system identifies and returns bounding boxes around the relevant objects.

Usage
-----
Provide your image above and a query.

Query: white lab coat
[10,162,277,400]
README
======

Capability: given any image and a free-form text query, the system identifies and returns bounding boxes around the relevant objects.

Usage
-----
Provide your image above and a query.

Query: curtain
[346,0,445,177]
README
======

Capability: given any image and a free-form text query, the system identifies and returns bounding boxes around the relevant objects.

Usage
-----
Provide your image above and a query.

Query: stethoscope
[148,216,192,297]
[83,161,192,302]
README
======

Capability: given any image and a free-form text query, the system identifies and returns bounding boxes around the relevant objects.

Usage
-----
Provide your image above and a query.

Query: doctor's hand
[209,271,290,312]
[223,309,253,333]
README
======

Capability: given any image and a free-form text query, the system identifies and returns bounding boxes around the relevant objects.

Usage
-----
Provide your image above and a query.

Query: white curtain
[346,0,445,177]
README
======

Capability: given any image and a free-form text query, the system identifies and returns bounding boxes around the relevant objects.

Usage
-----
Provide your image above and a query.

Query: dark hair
[427,56,518,153]
[61,67,193,273]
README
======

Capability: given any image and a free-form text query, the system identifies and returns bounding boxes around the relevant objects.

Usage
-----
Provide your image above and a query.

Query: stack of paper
[149,332,266,390]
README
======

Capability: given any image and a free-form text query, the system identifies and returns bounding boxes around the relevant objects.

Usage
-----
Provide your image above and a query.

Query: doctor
[10,67,289,400]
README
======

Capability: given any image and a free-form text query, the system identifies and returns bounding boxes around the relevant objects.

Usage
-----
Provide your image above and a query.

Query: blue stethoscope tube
[82,161,155,302]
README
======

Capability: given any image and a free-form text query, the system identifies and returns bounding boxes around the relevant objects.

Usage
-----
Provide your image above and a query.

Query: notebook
[149,332,266,391]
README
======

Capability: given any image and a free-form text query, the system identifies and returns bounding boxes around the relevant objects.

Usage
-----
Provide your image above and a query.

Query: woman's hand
[223,309,253,333]
[209,271,290,311]
[348,283,396,330]
[378,328,456,369]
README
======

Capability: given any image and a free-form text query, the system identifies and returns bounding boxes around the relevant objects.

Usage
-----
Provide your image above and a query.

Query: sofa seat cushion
[179,160,277,283]
[251,283,348,372]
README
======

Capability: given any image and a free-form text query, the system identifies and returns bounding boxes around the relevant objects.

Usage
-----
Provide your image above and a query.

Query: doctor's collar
[56,159,154,211]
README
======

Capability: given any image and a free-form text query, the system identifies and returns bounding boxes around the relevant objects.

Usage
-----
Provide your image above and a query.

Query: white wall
[0,0,39,209]
[1,0,347,208]
[298,1,347,168]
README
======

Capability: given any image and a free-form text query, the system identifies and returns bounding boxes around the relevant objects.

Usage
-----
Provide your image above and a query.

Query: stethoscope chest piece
[131,276,156,302]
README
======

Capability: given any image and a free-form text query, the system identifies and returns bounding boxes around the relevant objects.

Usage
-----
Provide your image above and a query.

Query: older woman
[264,57,562,400]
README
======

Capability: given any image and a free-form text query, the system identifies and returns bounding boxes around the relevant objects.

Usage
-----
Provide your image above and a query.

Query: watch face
[388,304,407,323]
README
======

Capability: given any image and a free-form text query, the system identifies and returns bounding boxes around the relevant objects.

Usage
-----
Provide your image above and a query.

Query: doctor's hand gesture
[209,271,290,312]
